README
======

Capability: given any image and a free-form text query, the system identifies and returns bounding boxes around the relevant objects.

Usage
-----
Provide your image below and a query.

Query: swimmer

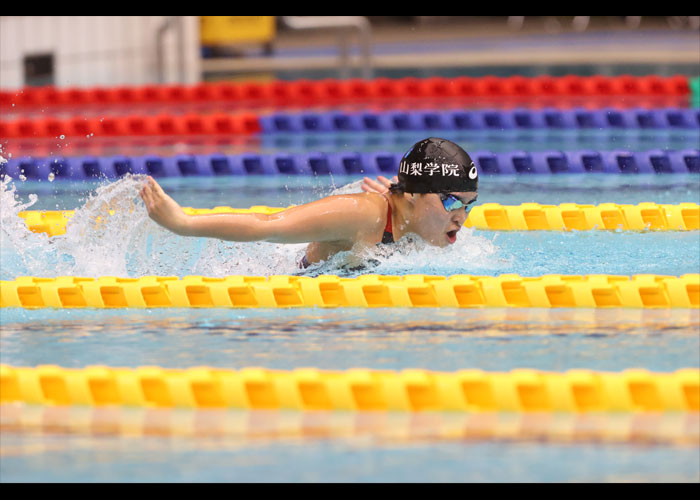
[140,137,478,268]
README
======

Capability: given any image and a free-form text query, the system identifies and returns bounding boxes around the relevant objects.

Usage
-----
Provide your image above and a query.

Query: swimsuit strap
[383,195,393,234]
[381,194,395,244]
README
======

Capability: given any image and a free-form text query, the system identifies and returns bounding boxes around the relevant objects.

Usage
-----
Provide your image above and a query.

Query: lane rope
[2,274,698,309]
[2,107,698,140]
[17,202,700,237]
[2,149,699,180]
[2,75,692,111]
[1,365,697,412]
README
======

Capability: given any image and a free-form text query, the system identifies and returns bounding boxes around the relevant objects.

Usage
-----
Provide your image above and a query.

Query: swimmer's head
[390,138,478,194]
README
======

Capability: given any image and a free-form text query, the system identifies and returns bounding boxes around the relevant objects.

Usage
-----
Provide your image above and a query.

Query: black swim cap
[395,138,478,194]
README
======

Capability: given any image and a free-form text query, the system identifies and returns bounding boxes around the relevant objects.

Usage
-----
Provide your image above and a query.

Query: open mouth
[446,230,458,244]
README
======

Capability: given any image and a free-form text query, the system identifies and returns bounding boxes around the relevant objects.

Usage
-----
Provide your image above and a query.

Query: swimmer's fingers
[142,176,171,211]
[138,178,188,234]
[140,177,166,211]
[361,176,390,194]
[377,175,396,189]
[147,176,166,197]
[139,184,153,210]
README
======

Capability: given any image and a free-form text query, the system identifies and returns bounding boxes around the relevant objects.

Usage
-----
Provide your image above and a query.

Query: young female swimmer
[140,137,479,268]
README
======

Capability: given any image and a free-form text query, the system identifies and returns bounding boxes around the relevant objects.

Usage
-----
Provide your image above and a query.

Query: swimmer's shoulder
[340,191,388,216]
[321,191,388,234]
[319,191,385,209]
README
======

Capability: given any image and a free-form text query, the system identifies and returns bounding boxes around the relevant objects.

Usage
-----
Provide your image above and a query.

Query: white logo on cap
[468,162,478,179]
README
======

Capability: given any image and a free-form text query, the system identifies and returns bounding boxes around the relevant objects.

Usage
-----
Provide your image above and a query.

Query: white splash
[359,229,506,275]
[0,175,308,279]
[0,177,505,279]
[1,174,151,278]
[191,239,308,277]
[329,179,364,195]
[0,175,45,277]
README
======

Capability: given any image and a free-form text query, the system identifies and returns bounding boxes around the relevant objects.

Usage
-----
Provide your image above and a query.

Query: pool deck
[201,19,700,76]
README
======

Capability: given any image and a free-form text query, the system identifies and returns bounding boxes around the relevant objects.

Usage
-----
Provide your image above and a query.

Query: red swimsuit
[380,197,395,244]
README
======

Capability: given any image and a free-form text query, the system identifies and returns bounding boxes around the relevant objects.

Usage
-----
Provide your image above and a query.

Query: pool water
[6,128,700,159]
[2,174,698,280]
[2,308,699,372]
[2,431,698,482]
[7,171,700,211]
[1,147,700,481]
[2,306,699,482]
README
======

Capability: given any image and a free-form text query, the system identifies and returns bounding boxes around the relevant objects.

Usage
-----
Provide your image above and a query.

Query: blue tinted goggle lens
[440,194,473,214]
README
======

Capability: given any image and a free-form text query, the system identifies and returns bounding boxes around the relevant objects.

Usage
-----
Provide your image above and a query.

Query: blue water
[6,129,700,161]
[2,305,699,482]
[2,174,698,281]
[2,140,700,482]
[259,129,700,155]
[2,432,698,482]
[9,172,700,211]
[1,308,698,372]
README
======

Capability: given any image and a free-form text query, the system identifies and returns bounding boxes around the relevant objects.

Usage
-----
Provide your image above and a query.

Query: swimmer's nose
[452,209,468,226]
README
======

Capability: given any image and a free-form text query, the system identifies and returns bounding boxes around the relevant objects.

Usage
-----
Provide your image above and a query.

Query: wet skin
[140,176,477,266]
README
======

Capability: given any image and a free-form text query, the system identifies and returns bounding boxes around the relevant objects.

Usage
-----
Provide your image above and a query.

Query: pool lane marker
[1,274,698,309]
[16,202,700,237]
[1,365,698,413]
[2,149,698,179]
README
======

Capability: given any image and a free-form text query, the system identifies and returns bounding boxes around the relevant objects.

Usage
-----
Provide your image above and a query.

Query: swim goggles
[439,193,476,214]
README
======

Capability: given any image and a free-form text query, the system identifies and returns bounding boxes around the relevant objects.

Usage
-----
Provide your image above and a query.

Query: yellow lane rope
[2,274,698,309]
[17,202,700,237]
[2,365,698,413]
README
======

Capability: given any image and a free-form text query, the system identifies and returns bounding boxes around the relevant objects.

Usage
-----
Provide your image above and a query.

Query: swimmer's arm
[185,198,374,243]
[140,177,375,243]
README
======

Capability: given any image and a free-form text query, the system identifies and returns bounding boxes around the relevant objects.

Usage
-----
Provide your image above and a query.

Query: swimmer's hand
[139,176,190,235]
[361,175,397,195]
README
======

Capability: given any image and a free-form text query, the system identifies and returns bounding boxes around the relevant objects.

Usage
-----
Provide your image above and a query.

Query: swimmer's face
[409,191,477,247]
